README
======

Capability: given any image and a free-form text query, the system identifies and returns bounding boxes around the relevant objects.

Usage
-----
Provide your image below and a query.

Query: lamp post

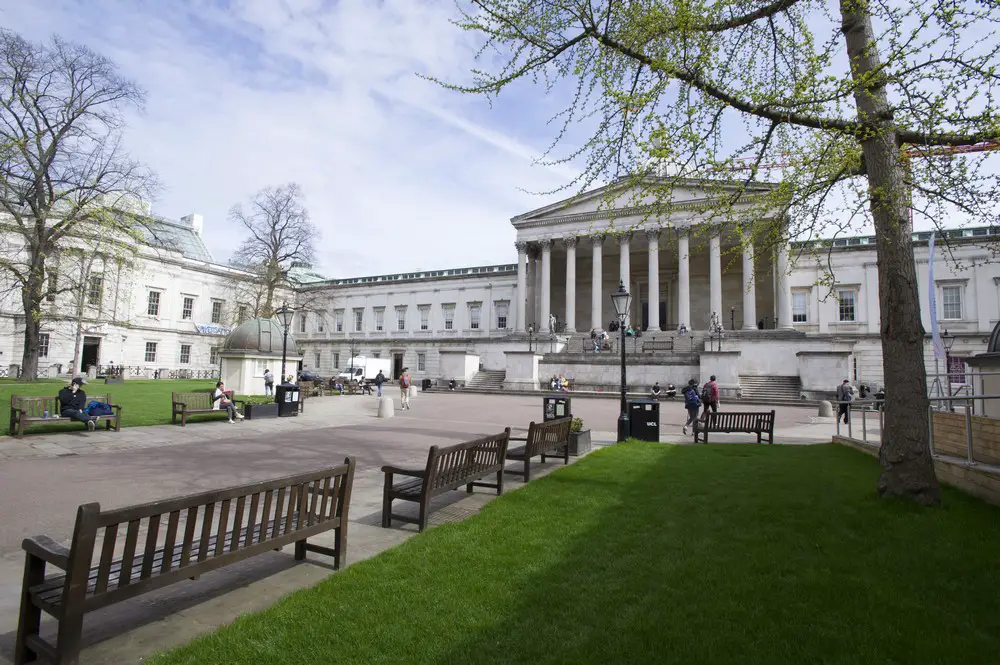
[730,306,735,331]
[275,302,295,384]
[528,324,535,353]
[942,328,957,409]
[611,281,632,442]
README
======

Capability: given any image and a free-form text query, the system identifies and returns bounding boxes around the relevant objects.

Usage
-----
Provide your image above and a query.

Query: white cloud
[1,0,575,277]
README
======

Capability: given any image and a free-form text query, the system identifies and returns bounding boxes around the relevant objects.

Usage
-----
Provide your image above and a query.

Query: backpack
[401,374,411,389]
[86,401,113,416]
[701,384,712,404]
[684,388,701,409]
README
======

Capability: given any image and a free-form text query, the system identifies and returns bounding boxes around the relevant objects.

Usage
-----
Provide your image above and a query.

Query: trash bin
[421,378,432,391]
[275,384,300,417]
[628,399,660,442]
[543,395,572,422]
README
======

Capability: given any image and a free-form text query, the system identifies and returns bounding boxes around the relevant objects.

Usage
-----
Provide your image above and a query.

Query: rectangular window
[443,304,455,330]
[333,352,340,368]
[147,290,161,317]
[210,346,220,365]
[317,316,324,333]
[144,342,157,363]
[335,310,344,332]
[419,305,430,330]
[179,344,191,364]
[948,355,967,385]
[469,303,482,330]
[354,309,363,332]
[495,302,509,330]
[396,306,406,331]
[46,270,58,303]
[417,352,426,371]
[211,300,223,324]
[941,285,963,320]
[299,313,308,333]
[182,296,194,320]
[87,276,103,306]
[374,308,385,332]
[372,351,380,359]
[792,291,809,323]
[837,289,856,323]
[314,351,321,367]
[237,304,248,323]
[39,333,50,358]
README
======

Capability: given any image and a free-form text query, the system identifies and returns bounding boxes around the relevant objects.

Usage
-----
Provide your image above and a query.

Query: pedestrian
[399,367,412,410]
[374,369,385,397]
[700,375,720,421]
[213,381,244,423]
[58,377,98,431]
[263,368,274,396]
[681,379,701,435]
[836,379,854,424]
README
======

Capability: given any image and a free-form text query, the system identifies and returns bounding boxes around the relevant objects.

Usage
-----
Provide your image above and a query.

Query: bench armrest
[172,401,187,409]
[508,436,528,442]
[23,535,70,570]
[381,465,424,478]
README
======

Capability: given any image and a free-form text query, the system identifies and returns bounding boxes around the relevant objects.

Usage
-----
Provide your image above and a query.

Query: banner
[928,233,946,361]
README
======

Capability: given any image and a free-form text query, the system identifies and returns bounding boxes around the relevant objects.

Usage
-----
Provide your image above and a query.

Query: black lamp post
[275,302,295,384]
[730,306,735,331]
[528,324,535,352]
[611,281,632,442]
[942,328,957,408]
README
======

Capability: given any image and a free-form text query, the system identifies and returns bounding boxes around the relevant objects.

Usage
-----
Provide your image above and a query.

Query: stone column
[741,232,757,330]
[515,241,527,332]
[619,232,631,325]
[646,229,660,331]
[591,235,604,331]
[709,230,722,326]
[564,236,577,333]
[677,229,691,329]
[539,238,553,332]
[776,241,794,329]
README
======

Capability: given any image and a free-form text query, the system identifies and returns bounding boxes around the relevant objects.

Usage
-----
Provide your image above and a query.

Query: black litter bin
[275,383,300,417]
[421,378,432,391]
[543,395,572,422]
[628,399,660,442]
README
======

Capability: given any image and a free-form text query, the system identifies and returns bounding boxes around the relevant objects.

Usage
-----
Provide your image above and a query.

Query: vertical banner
[928,233,945,361]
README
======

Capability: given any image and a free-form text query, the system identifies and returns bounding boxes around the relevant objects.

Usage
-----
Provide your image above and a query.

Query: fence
[579,334,700,355]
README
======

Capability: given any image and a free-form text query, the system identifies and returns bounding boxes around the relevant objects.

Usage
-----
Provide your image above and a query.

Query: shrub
[571,416,585,432]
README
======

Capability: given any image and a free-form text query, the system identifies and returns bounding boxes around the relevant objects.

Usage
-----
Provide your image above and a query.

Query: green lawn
[150,442,1000,665]
[1,379,226,433]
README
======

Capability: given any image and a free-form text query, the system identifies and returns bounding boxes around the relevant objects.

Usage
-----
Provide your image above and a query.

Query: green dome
[222,318,296,356]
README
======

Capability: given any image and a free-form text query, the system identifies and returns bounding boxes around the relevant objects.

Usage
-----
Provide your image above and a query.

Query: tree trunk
[19,266,44,382]
[840,0,941,505]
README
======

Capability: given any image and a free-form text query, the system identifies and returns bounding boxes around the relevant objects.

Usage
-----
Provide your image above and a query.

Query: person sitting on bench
[58,377,98,431]
[212,381,244,424]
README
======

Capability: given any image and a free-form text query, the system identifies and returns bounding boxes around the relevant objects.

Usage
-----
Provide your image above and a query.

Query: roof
[141,217,215,263]
[222,317,297,356]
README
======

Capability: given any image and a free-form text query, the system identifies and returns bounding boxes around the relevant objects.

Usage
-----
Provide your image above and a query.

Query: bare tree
[229,183,319,318]
[439,0,1000,505]
[0,29,154,380]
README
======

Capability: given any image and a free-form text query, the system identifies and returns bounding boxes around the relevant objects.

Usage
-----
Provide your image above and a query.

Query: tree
[441,0,1000,505]
[228,183,319,318]
[0,29,153,380]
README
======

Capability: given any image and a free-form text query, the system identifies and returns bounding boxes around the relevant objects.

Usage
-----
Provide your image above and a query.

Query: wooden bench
[9,395,121,438]
[171,391,244,426]
[15,457,355,665]
[642,339,674,352]
[381,430,510,532]
[299,380,325,398]
[506,416,573,482]
[693,410,776,444]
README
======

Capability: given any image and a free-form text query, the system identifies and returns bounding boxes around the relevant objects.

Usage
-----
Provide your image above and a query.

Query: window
[443,304,455,330]
[39,333,50,358]
[792,291,809,323]
[354,309,364,332]
[299,313,307,333]
[396,306,406,331]
[495,302,509,330]
[179,344,191,364]
[211,300,223,324]
[314,351,321,367]
[948,355,967,384]
[334,310,344,332]
[372,352,380,359]
[374,308,385,332]
[87,276,103,306]
[144,342,157,363]
[417,352,426,371]
[237,304,248,323]
[941,285,963,320]
[317,316,324,333]
[182,296,194,320]
[419,305,430,330]
[147,290,161,317]
[837,289,856,322]
[469,303,482,330]
[210,346,220,365]
[333,352,340,368]
[46,270,58,303]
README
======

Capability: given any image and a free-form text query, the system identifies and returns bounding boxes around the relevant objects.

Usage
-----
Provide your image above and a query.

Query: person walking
[263,368,274,397]
[836,379,854,424]
[374,369,385,398]
[700,375,720,421]
[681,379,701,435]
[399,368,412,410]
[58,377,98,431]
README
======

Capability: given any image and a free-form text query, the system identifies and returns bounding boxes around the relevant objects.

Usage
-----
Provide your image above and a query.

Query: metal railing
[580,334,699,355]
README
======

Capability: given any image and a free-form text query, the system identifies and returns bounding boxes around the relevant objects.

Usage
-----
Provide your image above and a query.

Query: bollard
[377,396,395,419]
[818,401,833,418]
[408,384,417,400]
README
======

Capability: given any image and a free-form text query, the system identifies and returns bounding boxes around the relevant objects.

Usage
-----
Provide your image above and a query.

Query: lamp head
[943,328,957,351]
[276,302,295,329]
[611,281,631,321]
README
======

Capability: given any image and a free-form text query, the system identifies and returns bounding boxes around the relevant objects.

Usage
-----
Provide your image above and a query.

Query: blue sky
[1,0,579,277]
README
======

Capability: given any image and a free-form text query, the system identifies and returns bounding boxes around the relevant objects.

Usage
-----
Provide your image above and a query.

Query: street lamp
[528,324,535,352]
[611,281,632,442]
[942,329,957,408]
[275,302,295,384]
[730,306,736,331]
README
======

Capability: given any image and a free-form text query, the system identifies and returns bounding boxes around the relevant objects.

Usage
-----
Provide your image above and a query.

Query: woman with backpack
[681,379,701,435]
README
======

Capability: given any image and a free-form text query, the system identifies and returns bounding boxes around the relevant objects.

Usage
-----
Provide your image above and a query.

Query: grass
[150,442,1000,665]
[0,379,227,434]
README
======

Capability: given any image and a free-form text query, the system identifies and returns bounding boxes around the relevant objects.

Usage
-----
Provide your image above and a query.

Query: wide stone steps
[467,370,506,390]
[739,375,802,401]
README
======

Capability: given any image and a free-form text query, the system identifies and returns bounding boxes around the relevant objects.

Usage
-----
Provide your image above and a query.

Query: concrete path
[0,392,831,664]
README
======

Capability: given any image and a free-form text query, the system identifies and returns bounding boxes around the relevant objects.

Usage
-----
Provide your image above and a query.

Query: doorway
[392,353,404,380]
[82,336,101,372]
[640,302,668,331]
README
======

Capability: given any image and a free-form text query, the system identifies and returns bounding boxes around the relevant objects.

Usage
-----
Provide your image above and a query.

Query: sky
[1,0,579,278]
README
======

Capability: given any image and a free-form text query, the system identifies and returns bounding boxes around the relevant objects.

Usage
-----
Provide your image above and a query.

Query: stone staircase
[467,370,506,390]
[739,375,803,402]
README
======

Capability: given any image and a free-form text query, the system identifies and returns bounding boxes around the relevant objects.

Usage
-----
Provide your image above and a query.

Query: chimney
[181,213,204,237]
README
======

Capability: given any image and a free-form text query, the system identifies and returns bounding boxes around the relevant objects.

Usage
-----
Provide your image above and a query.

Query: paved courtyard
[0,391,831,664]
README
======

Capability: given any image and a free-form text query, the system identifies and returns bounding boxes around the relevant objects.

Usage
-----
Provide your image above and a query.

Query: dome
[221,317,296,356]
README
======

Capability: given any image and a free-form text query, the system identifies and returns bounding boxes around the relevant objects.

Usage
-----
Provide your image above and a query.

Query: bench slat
[140,514,160,580]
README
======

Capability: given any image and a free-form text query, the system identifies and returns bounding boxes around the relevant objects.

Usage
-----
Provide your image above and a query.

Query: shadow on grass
[152,443,1000,665]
